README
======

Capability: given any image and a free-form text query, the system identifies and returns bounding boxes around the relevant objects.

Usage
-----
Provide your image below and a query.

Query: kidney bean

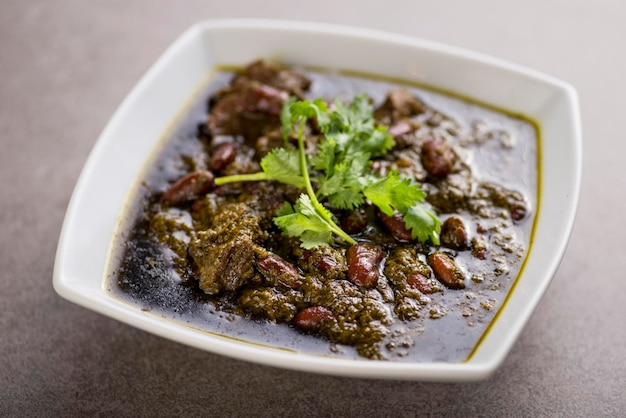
[346,243,385,288]
[340,208,368,234]
[440,216,468,250]
[210,143,236,171]
[161,170,214,205]
[427,252,465,289]
[421,138,454,178]
[407,272,438,294]
[294,306,335,332]
[510,205,527,222]
[257,254,302,289]
[377,211,414,242]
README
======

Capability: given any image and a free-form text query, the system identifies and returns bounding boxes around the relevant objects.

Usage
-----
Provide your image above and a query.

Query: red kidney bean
[346,243,385,288]
[314,256,338,273]
[421,138,454,178]
[161,170,214,205]
[294,306,335,332]
[407,272,437,294]
[340,208,368,235]
[257,254,302,289]
[377,211,414,242]
[427,252,465,289]
[510,205,527,221]
[440,216,468,250]
[210,143,236,171]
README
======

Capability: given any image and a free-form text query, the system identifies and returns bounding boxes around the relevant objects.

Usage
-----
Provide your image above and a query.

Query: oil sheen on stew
[109,60,538,361]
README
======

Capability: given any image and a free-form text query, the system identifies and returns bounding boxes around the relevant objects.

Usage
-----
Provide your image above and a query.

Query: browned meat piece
[374,89,426,124]
[238,59,311,99]
[189,203,267,294]
[237,81,288,116]
[440,216,468,250]
[207,78,288,140]
[190,233,259,294]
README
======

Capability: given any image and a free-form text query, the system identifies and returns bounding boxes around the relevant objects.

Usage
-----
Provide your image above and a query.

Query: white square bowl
[53,19,581,381]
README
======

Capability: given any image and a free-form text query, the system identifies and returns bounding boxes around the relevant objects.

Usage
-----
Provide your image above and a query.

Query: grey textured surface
[1,0,624,416]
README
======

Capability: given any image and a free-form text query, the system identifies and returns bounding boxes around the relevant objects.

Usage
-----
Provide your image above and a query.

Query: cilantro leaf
[217,91,440,248]
[316,152,370,209]
[288,98,328,124]
[273,195,336,248]
[363,171,426,215]
[403,202,442,245]
[260,148,305,188]
[323,95,395,158]
[363,172,440,244]
[309,137,336,173]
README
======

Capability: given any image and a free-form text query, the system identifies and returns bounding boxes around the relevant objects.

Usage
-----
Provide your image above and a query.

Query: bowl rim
[53,18,582,381]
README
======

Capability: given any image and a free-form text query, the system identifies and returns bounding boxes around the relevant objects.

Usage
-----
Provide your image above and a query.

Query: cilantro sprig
[214,94,441,248]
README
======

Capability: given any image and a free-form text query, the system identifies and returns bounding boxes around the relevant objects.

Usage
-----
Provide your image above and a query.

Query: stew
[109,60,538,361]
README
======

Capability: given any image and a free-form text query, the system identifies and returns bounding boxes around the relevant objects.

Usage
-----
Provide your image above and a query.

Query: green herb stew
[109,60,538,361]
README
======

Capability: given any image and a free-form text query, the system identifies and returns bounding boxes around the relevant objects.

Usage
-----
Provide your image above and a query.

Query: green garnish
[214,94,441,248]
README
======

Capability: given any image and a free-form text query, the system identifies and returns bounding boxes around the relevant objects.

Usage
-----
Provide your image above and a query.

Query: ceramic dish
[53,19,581,381]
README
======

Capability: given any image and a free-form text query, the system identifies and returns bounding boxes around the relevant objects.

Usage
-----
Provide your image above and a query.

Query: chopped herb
[215,95,441,247]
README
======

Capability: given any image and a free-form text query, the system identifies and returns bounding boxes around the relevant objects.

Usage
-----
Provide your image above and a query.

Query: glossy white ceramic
[53,19,581,381]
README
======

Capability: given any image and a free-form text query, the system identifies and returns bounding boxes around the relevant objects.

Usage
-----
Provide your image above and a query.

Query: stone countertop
[1,1,624,416]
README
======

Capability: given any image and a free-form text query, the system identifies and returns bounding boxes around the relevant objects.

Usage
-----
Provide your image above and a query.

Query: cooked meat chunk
[374,89,426,124]
[189,203,268,294]
[207,78,288,140]
[238,59,311,98]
